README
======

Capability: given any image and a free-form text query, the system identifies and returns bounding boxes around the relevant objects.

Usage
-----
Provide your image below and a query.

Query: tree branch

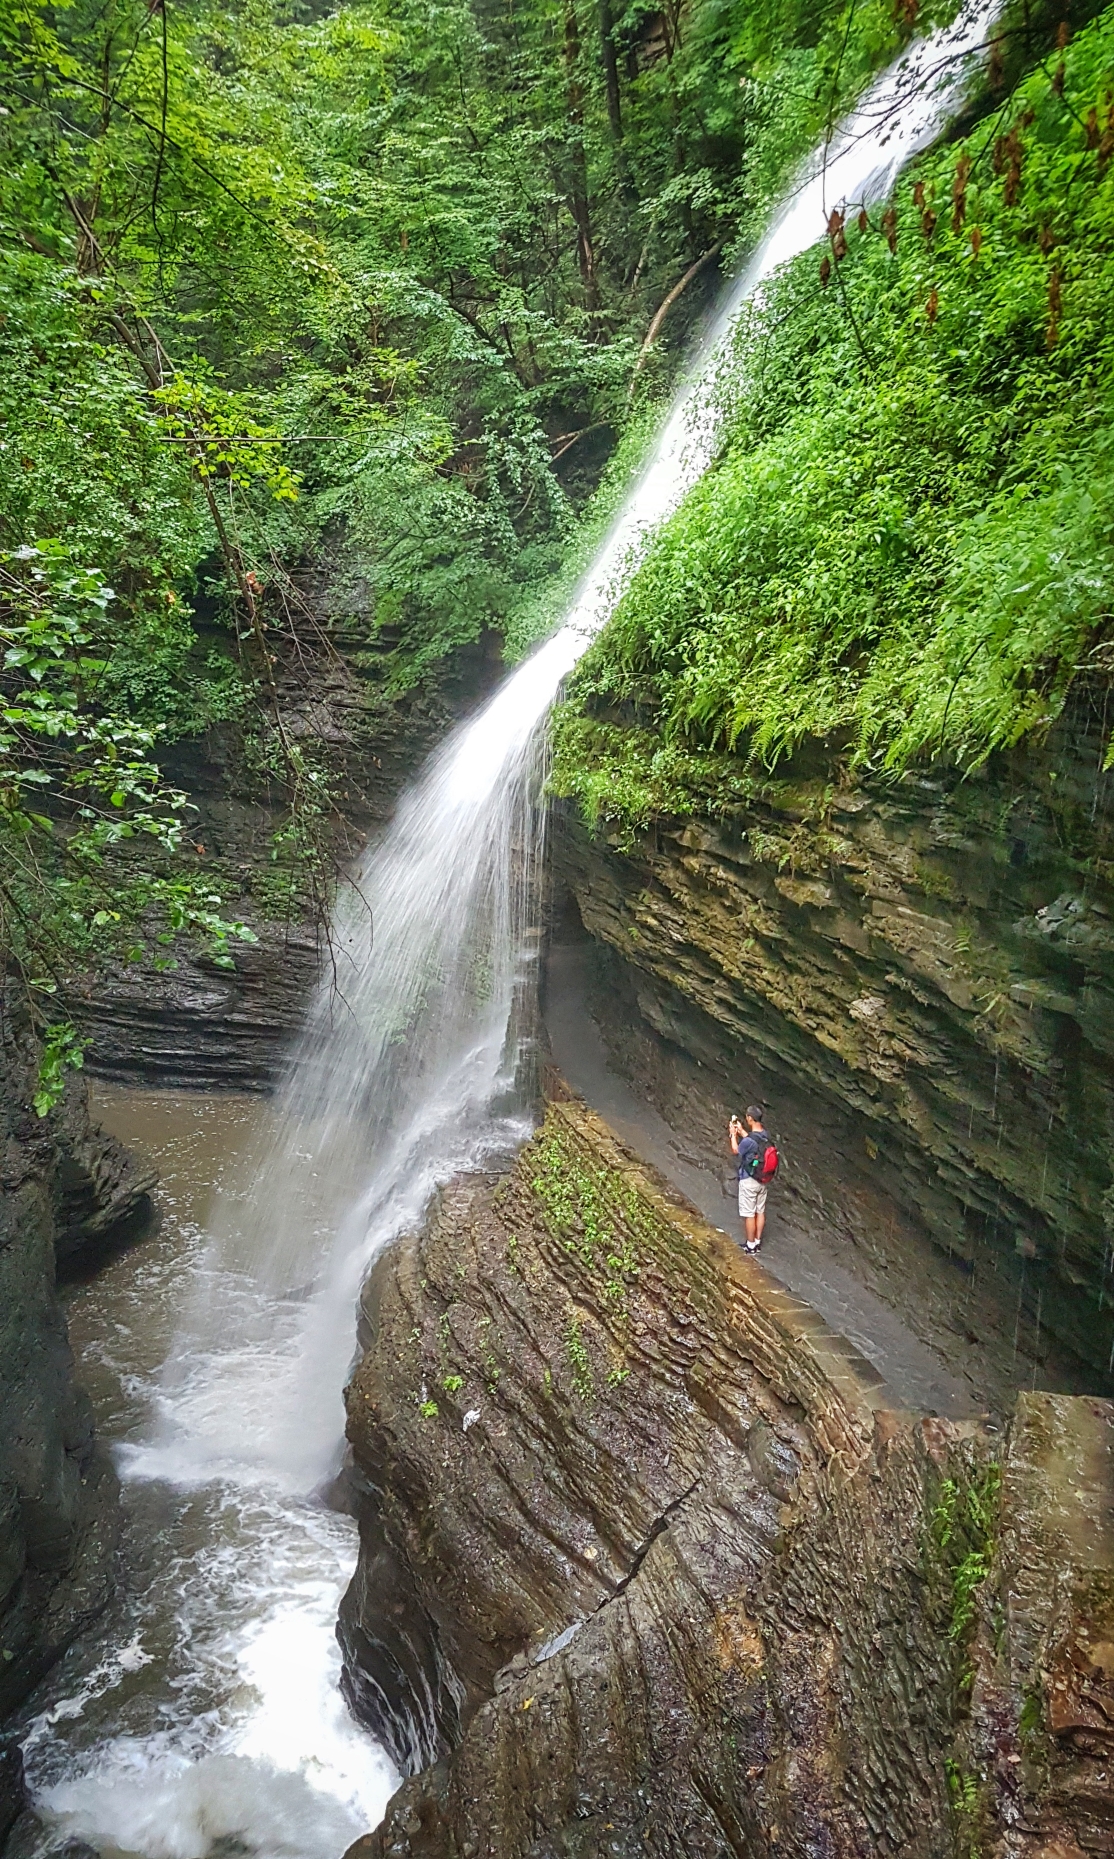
[631,242,723,382]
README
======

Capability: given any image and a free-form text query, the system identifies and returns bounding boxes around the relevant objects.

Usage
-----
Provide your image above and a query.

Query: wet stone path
[545,939,987,1419]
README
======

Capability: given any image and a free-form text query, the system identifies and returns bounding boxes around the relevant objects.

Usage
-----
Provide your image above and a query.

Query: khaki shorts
[738,1177,768,1219]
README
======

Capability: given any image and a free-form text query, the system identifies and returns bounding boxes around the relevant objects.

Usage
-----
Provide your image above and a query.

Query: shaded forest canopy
[0,0,1106,1082]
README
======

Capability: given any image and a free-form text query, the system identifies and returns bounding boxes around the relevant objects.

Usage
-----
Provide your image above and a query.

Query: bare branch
[630,242,723,383]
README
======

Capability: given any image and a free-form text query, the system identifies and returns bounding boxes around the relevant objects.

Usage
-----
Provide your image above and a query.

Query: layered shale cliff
[72,627,503,1092]
[339,1099,1114,1858]
[0,988,154,1839]
[554,701,1114,1382]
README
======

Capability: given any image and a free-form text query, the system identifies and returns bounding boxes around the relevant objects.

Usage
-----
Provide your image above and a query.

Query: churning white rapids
[18,11,997,1857]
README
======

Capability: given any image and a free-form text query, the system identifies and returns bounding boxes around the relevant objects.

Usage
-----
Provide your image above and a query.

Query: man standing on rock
[729,1106,778,1253]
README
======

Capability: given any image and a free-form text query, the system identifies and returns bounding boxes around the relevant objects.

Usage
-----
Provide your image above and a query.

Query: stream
[14,1087,397,1859]
[11,9,999,1854]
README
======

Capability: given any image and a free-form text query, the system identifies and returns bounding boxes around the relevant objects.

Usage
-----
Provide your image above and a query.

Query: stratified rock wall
[72,636,503,1091]
[72,919,323,1093]
[0,987,145,1836]
[340,1099,995,1859]
[340,1102,1114,1858]
[555,716,1114,1377]
[964,1392,1114,1857]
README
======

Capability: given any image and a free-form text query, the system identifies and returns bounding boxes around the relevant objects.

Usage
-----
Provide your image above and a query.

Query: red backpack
[743,1134,779,1184]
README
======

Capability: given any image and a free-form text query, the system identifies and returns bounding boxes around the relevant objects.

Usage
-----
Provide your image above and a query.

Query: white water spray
[23,10,996,1854]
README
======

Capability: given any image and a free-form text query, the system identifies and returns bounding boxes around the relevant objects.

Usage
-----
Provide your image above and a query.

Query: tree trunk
[598,0,623,142]
[630,241,723,388]
[564,3,599,313]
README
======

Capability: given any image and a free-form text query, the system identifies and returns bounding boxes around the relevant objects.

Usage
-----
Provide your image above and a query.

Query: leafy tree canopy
[0,0,956,1092]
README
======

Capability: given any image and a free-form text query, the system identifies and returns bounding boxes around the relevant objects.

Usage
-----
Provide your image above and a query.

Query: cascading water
[18,8,997,1855]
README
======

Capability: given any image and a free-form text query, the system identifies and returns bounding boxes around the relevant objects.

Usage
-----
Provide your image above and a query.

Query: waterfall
[136,0,1000,1495]
[22,8,997,1856]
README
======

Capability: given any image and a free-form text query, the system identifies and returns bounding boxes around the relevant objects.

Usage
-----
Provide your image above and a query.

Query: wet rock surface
[342,1098,1078,1858]
[543,932,1096,1417]
[0,987,149,1833]
[965,1392,1114,1857]
[340,1102,1114,1858]
[553,712,1114,1381]
[49,1081,156,1278]
[70,917,324,1095]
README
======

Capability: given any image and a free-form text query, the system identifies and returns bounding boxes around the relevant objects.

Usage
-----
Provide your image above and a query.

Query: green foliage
[564,1314,593,1400]
[945,1759,984,1859]
[554,11,1114,826]
[0,0,931,693]
[1017,1687,1042,1739]
[0,0,999,1016]
[945,1761,980,1814]
[33,1021,87,1118]
[932,1460,1002,1692]
[0,542,254,1005]
[529,1119,642,1304]
[0,0,933,999]
[548,713,758,838]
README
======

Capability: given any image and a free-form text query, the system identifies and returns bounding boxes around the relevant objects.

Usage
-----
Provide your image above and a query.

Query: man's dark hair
[745,1103,765,1123]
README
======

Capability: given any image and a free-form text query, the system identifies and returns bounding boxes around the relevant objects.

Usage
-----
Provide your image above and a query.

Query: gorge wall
[554,694,1114,1384]
[72,629,504,1092]
[0,987,154,1839]
[338,1097,1114,1858]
